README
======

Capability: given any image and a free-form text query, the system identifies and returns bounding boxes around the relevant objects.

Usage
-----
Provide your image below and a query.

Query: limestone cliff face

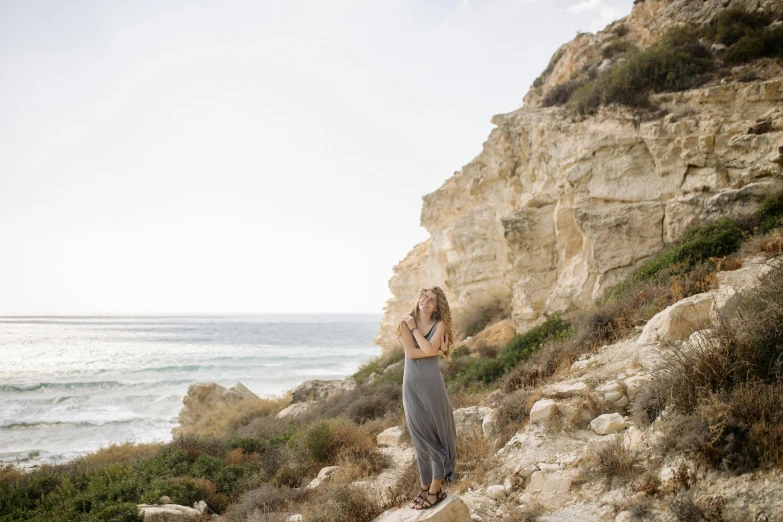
[375,1,783,354]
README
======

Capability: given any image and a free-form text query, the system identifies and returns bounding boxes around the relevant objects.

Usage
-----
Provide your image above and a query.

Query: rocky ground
[337,253,783,522]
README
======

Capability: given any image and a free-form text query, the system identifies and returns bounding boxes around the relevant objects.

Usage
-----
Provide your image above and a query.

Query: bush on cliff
[445,314,572,390]
[571,26,712,114]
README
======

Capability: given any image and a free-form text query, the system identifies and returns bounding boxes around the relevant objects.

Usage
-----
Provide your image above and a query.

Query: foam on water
[0,314,382,467]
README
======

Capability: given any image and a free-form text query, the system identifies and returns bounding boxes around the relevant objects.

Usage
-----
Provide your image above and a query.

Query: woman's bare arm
[400,322,446,359]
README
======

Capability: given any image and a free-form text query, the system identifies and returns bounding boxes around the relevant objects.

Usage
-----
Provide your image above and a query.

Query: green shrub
[571,26,711,114]
[758,190,783,234]
[446,315,572,389]
[725,25,783,63]
[705,6,771,46]
[610,217,744,296]
[542,77,591,107]
[306,422,335,463]
[602,40,635,59]
[451,345,470,358]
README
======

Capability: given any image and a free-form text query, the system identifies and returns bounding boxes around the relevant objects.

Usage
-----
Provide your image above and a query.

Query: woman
[396,286,457,510]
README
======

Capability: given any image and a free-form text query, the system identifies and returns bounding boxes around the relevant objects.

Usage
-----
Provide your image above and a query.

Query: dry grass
[493,388,541,445]
[184,394,292,438]
[668,491,726,522]
[77,441,163,469]
[223,484,307,522]
[299,482,384,522]
[507,502,545,521]
[452,434,501,493]
[734,227,783,258]
[385,459,422,508]
[577,437,644,490]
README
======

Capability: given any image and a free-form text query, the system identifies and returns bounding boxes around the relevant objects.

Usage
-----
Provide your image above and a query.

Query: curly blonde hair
[395,286,456,360]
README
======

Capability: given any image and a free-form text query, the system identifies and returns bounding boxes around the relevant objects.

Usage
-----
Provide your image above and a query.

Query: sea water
[0,314,382,467]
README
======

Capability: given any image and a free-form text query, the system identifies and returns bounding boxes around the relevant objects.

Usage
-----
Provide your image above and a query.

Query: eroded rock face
[376,79,783,355]
[290,378,356,403]
[173,382,259,437]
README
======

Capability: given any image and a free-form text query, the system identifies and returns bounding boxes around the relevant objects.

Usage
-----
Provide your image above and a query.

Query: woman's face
[418,291,438,315]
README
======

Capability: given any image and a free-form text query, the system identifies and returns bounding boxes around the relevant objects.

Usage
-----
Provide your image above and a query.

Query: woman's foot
[414,488,446,510]
[410,486,429,508]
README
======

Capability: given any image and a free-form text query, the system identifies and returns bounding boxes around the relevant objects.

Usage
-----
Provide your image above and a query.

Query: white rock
[453,406,495,438]
[538,463,561,473]
[637,292,715,346]
[276,401,314,419]
[544,382,588,398]
[503,477,513,491]
[482,410,498,441]
[372,495,473,521]
[622,375,647,399]
[525,471,572,509]
[514,462,539,477]
[487,485,508,499]
[286,516,304,522]
[377,426,404,446]
[590,413,628,435]
[595,382,618,394]
[306,465,340,489]
[137,504,202,522]
[530,399,556,424]
[193,500,208,515]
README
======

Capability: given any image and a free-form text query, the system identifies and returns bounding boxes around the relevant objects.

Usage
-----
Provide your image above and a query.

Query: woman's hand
[402,314,417,330]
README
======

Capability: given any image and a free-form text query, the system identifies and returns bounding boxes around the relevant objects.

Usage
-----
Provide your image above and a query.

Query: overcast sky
[0,0,633,315]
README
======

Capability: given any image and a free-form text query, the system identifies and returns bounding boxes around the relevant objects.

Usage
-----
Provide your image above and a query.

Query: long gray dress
[402,322,457,485]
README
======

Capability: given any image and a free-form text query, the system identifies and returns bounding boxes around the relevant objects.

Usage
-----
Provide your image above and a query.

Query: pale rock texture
[291,378,356,403]
[275,402,313,420]
[173,382,259,436]
[590,413,628,435]
[137,504,203,522]
[306,466,340,490]
[453,406,495,438]
[525,470,574,509]
[530,399,556,424]
[376,75,783,354]
[377,426,404,446]
[370,495,472,522]
[486,485,507,499]
[544,382,588,398]
[637,292,716,346]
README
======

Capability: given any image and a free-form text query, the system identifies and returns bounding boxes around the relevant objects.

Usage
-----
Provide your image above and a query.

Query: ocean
[0,314,383,467]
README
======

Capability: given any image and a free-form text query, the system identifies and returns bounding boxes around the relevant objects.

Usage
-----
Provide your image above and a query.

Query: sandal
[410,486,429,508]
[414,488,446,510]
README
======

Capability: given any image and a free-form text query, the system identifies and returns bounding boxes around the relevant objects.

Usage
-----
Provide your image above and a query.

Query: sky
[0,0,634,315]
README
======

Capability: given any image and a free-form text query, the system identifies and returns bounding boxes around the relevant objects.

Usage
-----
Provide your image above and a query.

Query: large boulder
[590,413,628,435]
[276,401,314,419]
[291,378,356,403]
[453,406,495,439]
[530,399,556,424]
[174,382,259,436]
[370,495,471,521]
[637,292,715,346]
[377,426,405,446]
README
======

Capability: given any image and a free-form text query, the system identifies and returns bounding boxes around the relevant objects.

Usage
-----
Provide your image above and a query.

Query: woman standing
[397,286,457,510]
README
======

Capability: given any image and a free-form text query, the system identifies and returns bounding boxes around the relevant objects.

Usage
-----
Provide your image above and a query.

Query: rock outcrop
[376,0,783,355]
[173,382,259,437]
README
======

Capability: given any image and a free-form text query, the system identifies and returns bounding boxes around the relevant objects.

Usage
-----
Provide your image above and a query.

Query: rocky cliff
[375,0,783,354]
